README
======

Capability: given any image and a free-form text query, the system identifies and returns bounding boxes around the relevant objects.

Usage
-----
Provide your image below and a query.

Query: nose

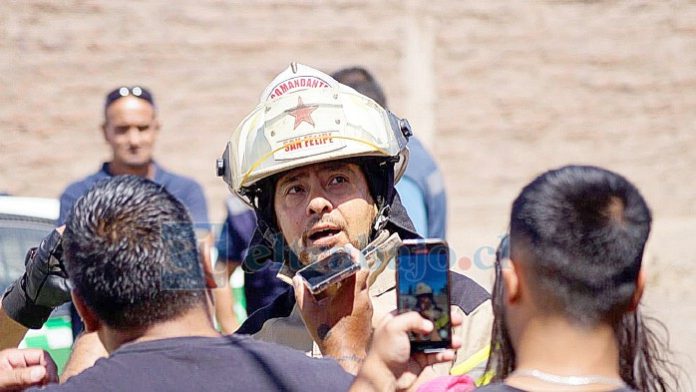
[126,127,142,146]
[306,187,333,217]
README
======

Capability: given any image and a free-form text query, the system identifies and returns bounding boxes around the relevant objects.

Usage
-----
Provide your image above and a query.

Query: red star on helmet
[287,96,318,130]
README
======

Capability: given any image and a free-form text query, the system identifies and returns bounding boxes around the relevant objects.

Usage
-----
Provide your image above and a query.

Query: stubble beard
[291,227,373,266]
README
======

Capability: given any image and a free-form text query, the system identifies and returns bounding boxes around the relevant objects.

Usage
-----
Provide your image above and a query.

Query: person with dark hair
[0,175,464,391]
[479,165,680,391]
[331,66,448,239]
[56,85,211,342]
[217,63,491,383]
[3,175,355,391]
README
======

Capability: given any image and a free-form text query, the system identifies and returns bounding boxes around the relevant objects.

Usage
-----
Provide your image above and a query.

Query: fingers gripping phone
[396,239,452,353]
[296,249,359,295]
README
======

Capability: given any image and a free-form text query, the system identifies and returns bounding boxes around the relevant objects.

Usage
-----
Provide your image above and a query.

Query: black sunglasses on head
[104,86,155,110]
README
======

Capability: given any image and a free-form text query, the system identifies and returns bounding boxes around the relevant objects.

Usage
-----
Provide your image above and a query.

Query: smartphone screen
[396,239,452,353]
[297,249,358,294]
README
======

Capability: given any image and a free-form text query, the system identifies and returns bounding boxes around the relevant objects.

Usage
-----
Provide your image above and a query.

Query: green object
[20,315,73,375]
[232,270,248,322]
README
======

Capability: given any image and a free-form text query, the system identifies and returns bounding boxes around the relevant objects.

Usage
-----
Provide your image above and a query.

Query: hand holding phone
[292,268,373,373]
[396,239,452,353]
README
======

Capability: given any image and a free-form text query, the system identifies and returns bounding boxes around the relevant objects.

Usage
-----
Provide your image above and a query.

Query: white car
[0,196,73,372]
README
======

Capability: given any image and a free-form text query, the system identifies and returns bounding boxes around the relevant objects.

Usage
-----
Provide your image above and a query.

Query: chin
[298,243,346,265]
[123,159,152,168]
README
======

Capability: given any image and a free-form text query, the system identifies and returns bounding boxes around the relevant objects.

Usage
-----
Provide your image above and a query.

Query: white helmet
[415,282,434,296]
[217,63,412,208]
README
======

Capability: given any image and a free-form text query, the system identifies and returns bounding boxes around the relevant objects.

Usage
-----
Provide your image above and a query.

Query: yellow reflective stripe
[476,370,495,386]
[449,344,490,376]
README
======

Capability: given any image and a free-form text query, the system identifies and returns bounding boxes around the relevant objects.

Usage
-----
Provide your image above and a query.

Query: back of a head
[62,175,206,330]
[331,66,388,108]
[510,165,651,325]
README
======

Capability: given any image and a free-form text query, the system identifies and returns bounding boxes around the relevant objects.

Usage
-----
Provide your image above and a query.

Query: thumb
[390,311,433,335]
[0,365,47,389]
[354,268,369,291]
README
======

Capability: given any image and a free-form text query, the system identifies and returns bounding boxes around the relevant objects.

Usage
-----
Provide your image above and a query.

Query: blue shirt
[57,162,209,230]
[58,162,210,336]
[216,197,287,315]
[402,136,447,239]
[396,177,428,236]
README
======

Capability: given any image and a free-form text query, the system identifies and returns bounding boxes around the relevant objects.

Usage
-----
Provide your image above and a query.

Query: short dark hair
[331,67,388,108]
[63,175,206,330]
[510,165,651,325]
[487,165,680,390]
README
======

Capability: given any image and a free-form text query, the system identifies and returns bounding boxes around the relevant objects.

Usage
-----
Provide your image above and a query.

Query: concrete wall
[3,1,694,386]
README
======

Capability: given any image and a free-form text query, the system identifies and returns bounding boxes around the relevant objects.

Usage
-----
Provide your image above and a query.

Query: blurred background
[2,0,694,387]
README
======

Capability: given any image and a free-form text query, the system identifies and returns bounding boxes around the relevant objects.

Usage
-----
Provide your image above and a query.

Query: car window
[0,214,55,291]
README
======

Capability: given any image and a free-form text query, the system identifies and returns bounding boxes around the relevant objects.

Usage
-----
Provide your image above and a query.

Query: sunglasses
[104,86,155,110]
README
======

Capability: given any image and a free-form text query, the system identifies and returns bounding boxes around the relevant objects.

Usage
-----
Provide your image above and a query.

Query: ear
[101,121,109,142]
[71,291,101,333]
[628,268,646,311]
[501,260,521,305]
[198,234,217,289]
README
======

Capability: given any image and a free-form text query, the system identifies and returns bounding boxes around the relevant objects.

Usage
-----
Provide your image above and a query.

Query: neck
[107,161,153,178]
[508,315,622,390]
[101,305,219,353]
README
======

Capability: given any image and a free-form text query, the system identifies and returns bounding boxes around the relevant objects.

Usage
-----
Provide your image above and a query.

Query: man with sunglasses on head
[55,86,210,378]
[57,86,209,238]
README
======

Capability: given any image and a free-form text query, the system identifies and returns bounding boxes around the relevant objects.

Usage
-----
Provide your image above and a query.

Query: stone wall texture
[3,0,695,386]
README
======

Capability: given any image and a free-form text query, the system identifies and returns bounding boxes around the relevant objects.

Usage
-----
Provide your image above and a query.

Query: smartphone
[396,239,452,353]
[296,249,359,295]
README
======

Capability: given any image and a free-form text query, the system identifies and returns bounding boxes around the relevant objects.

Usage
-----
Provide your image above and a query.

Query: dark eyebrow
[277,162,356,187]
[319,162,353,173]
[277,171,309,187]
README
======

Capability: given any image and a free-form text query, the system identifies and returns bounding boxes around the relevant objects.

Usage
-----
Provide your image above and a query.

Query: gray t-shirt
[32,335,354,392]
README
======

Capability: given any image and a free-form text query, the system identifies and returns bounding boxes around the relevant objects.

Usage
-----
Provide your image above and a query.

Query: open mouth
[308,228,341,242]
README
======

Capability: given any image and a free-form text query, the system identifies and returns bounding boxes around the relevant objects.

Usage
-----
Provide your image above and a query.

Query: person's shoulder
[237,285,295,335]
[450,271,490,315]
[405,136,439,171]
[157,166,204,189]
[236,335,354,381]
[220,334,353,390]
[475,383,636,392]
[60,167,108,198]
[225,196,254,217]
[29,355,124,391]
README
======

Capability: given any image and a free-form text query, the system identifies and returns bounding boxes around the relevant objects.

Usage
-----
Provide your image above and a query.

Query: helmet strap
[373,204,390,234]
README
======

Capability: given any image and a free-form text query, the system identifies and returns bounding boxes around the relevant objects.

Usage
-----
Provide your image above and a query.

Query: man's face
[103,96,159,168]
[417,295,433,311]
[274,161,377,265]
